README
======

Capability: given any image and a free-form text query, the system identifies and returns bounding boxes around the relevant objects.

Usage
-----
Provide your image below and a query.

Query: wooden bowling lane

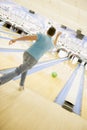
[0,35,30,50]
[60,64,84,114]
[0,26,32,50]
[0,80,87,130]
[64,65,84,104]
[0,52,23,70]
[15,59,78,101]
[0,28,29,70]
[0,80,21,113]
[0,51,59,71]
[0,25,87,122]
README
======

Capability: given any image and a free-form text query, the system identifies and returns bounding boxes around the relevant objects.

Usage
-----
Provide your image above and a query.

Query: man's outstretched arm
[9,35,38,45]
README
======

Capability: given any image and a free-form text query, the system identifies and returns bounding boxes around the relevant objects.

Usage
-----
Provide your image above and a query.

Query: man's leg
[0,62,29,86]
[19,52,37,88]
[0,52,37,86]
[0,59,27,85]
[0,62,32,86]
[20,71,27,87]
[0,70,19,85]
[20,51,29,87]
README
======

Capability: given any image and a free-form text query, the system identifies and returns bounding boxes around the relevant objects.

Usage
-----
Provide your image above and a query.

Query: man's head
[47,26,56,37]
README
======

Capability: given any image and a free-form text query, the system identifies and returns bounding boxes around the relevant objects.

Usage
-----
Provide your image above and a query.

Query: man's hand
[9,39,16,45]
[56,32,62,36]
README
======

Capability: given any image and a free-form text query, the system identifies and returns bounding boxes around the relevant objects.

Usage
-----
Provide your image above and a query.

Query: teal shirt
[26,33,54,60]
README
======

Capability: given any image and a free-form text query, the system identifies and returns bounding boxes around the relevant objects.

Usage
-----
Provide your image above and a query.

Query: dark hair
[47,26,56,37]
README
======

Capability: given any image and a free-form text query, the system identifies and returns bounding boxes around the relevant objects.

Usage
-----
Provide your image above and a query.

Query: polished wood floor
[0,27,87,130]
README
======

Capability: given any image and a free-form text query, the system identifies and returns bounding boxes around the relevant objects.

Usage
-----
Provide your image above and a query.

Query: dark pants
[0,52,37,86]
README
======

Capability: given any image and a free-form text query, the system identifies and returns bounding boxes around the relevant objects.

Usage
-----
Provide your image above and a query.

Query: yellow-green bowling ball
[51,72,57,78]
